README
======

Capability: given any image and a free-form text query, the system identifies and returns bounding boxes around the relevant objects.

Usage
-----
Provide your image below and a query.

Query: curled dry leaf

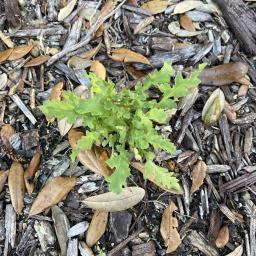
[82,187,145,212]
[24,152,41,194]
[141,0,170,15]
[0,48,13,63]
[8,162,25,214]
[49,81,64,100]
[0,124,15,150]
[160,202,181,253]
[68,56,92,69]
[225,245,243,256]
[109,48,150,65]
[8,45,33,61]
[90,61,106,80]
[0,170,9,193]
[79,42,102,59]
[179,15,196,32]
[191,160,207,193]
[68,129,112,177]
[199,62,249,86]
[58,0,77,21]
[24,55,50,67]
[215,226,229,248]
[131,162,183,195]
[134,16,155,34]
[202,88,225,126]
[173,1,202,14]
[0,73,8,90]
[58,118,73,136]
[168,21,202,37]
[86,210,108,247]
[52,205,70,256]
[29,176,76,216]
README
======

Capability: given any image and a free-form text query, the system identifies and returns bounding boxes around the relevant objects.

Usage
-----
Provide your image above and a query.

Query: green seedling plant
[40,62,205,194]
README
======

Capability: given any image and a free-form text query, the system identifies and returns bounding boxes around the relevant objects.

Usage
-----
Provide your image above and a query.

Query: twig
[107,228,144,256]
[47,0,126,66]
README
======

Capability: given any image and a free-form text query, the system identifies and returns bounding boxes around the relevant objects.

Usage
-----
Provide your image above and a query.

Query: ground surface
[0,0,256,255]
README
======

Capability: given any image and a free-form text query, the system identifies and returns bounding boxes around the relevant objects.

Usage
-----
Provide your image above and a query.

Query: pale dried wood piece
[4,204,16,256]
[10,94,37,125]
[16,225,34,254]
[185,230,219,256]
[54,62,80,83]
[47,0,57,21]
[7,25,67,37]
[219,204,244,224]
[132,241,156,256]
[207,165,231,173]
[67,238,78,256]
[47,0,126,66]
[244,127,253,155]
[122,4,152,16]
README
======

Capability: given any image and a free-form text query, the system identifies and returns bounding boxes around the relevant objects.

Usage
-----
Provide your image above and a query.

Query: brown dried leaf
[0,48,13,63]
[191,160,207,193]
[29,176,76,216]
[8,162,25,214]
[24,55,50,67]
[79,42,102,59]
[49,81,64,100]
[0,170,9,193]
[173,1,202,14]
[0,124,15,150]
[68,129,112,177]
[90,61,106,80]
[58,0,77,21]
[141,0,170,15]
[179,15,196,32]
[133,16,155,34]
[199,62,249,86]
[58,118,73,136]
[82,187,145,212]
[224,101,236,122]
[225,245,243,256]
[24,152,41,194]
[215,226,229,248]
[160,202,181,253]
[168,21,201,37]
[131,162,183,195]
[98,0,119,22]
[8,45,33,61]
[110,48,150,64]
[68,56,92,69]
[86,211,108,247]
[125,66,146,79]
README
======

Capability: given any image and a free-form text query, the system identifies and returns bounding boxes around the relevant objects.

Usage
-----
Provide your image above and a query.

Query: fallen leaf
[131,162,183,194]
[78,2,98,21]
[79,42,102,59]
[225,245,243,256]
[29,176,76,216]
[0,170,9,193]
[79,241,94,256]
[141,0,170,15]
[0,48,13,63]
[202,88,225,126]
[110,48,150,64]
[58,118,73,136]
[68,56,92,69]
[173,1,202,14]
[82,187,145,212]
[58,0,77,21]
[134,16,155,34]
[125,66,146,79]
[8,45,33,61]
[191,160,207,193]
[179,15,196,32]
[0,73,8,90]
[90,61,106,80]
[8,162,25,214]
[196,3,221,15]
[0,31,14,48]
[224,101,236,123]
[86,210,108,247]
[215,226,229,248]
[49,81,64,100]
[0,124,15,150]
[24,55,50,67]
[68,129,112,177]
[160,202,181,253]
[199,62,249,86]
[52,205,70,256]
[98,0,119,22]
[168,21,202,37]
[24,152,41,194]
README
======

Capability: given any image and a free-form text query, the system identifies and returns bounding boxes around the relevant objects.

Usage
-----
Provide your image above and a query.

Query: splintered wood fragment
[208,208,221,245]
[10,94,37,124]
[232,113,256,124]
[220,172,256,193]
[7,25,67,37]
[4,0,21,28]
[132,241,156,256]
[54,62,80,83]
[4,204,16,256]
[216,0,256,55]
[207,165,231,173]
[16,225,34,254]
[219,204,244,224]
[185,230,219,256]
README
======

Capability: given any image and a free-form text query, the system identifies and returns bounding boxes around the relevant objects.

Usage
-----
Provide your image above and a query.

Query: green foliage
[40,62,205,194]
